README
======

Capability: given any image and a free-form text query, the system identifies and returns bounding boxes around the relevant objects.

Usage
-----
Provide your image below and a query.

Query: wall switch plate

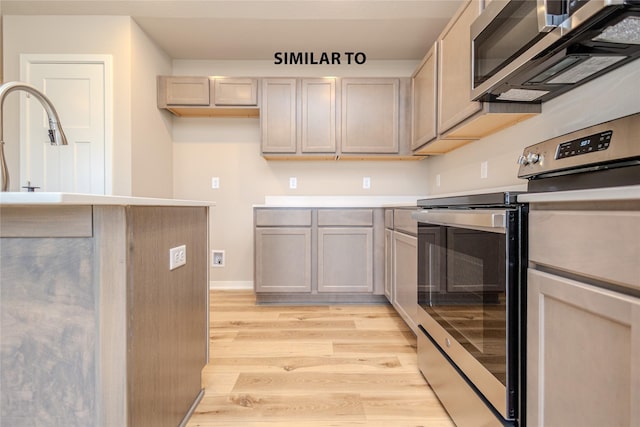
[362,176,371,189]
[211,177,220,189]
[436,174,441,187]
[212,250,225,267]
[289,177,297,189]
[169,244,186,270]
[480,161,488,179]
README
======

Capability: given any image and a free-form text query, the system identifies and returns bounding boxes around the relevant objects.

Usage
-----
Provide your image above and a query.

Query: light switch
[363,177,371,189]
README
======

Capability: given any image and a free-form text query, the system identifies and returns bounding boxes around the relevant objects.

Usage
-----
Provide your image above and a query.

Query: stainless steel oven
[412,193,527,427]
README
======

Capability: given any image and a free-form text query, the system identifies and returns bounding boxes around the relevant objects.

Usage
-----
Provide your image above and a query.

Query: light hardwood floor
[186,290,455,427]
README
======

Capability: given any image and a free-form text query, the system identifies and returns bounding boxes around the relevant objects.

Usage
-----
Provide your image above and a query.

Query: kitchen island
[0,193,211,427]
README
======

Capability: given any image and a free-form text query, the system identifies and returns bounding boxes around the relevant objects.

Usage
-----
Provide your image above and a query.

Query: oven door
[413,208,522,421]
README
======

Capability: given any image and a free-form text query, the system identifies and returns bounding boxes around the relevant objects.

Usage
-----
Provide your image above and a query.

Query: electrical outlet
[436,174,441,187]
[169,245,187,270]
[212,250,225,267]
[289,177,297,189]
[211,177,220,189]
[362,176,371,189]
[480,161,488,179]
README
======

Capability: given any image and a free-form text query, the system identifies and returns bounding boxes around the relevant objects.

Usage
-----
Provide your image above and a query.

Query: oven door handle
[411,209,507,233]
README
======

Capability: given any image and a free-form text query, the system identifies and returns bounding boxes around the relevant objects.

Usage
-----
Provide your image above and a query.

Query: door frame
[20,54,114,194]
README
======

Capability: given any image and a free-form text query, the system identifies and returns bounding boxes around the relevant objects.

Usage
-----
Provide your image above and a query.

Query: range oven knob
[518,152,542,166]
[527,152,541,164]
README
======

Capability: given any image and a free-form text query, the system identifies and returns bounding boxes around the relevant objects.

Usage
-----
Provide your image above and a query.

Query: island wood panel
[185,290,455,427]
[0,205,92,237]
[127,206,208,427]
[0,237,97,426]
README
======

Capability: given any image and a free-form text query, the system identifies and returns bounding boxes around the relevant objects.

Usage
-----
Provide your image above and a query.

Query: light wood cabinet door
[340,78,399,154]
[438,0,482,134]
[163,76,210,106]
[261,78,297,153]
[393,231,418,333]
[301,78,337,153]
[384,228,394,302]
[213,78,258,106]
[527,269,640,427]
[411,42,438,150]
[317,227,373,292]
[255,227,312,292]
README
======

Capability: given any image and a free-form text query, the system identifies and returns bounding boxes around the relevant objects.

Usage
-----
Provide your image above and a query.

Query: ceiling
[1,0,464,60]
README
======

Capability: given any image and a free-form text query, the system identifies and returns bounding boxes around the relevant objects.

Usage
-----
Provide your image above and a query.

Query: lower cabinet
[392,230,418,333]
[384,208,419,334]
[254,227,312,293]
[254,207,385,303]
[527,202,640,427]
[527,269,640,427]
[318,227,373,292]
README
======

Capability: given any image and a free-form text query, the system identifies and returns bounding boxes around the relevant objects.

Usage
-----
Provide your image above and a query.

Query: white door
[22,61,106,194]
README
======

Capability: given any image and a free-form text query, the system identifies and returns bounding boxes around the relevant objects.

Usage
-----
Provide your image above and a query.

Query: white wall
[425,60,640,195]
[171,59,428,286]
[130,22,173,198]
[3,15,172,197]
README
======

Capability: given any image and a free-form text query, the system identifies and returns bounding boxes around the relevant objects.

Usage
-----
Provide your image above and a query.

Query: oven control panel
[555,130,612,159]
[517,112,640,180]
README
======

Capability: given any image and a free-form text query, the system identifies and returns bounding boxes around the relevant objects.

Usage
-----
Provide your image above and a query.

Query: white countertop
[0,192,213,207]
[518,185,640,203]
[256,195,426,208]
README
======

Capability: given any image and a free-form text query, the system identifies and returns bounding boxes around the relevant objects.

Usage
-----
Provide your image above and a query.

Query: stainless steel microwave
[471,0,640,103]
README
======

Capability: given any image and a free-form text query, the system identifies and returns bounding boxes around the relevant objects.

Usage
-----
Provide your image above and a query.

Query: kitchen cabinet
[411,43,438,151]
[261,78,299,154]
[254,208,312,293]
[262,77,415,160]
[213,77,258,106]
[392,209,419,334]
[340,78,399,155]
[157,75,259,117]
[0,201,209,427]
[317,209,374,293]
[527,203,640,427]
[254,207,386,304]
[384,208,419,334]
[261,78,337,158]
[412,0,540,155]
[384,209,394,301]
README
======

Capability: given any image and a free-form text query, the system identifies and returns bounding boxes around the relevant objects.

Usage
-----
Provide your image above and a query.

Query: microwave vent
[593,16,640,45]
[497,88,550,102]
[546,56,626,84]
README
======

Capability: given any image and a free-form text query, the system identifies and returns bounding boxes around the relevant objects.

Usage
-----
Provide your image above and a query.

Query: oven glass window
[418,225,508,385]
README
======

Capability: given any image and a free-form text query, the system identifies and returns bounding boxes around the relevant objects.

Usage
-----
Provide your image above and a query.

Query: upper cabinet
[341,78,399,155]
[261,78,336,159]
[411,43,438,151]
[412,0,541,155]
[157,76,259,117]
[262,77,415,160]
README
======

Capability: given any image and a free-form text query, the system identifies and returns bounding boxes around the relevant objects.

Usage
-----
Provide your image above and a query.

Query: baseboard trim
[210,280,254,290]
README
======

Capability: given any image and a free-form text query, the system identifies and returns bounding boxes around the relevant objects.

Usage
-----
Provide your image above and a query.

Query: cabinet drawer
[318,209,373,226]
[393,209,417,235]
[255,209,312,226]
[529,209,640,290]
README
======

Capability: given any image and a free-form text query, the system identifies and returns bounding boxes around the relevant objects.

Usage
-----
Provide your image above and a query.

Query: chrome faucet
[0,81,68,191]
